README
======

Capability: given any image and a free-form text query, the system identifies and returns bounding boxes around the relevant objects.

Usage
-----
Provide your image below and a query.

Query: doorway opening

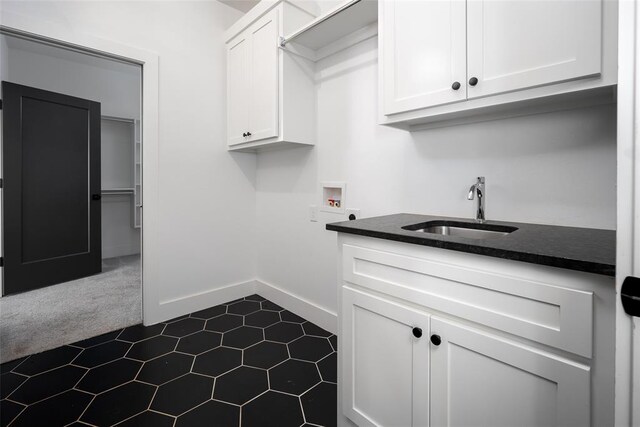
[0,33,143,363]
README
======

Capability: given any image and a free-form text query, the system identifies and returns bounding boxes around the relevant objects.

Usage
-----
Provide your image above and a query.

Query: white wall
[4,37,140,118]
[255,37,617,318]
[1,1,257,317]
[3,37,142,259]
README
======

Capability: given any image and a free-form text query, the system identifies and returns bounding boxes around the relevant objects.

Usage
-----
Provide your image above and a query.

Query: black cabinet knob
[247,132,252,136]
[469,77,478,86]
[412,327,423,338]
[451,81,461,90]
[430,334,441,346]
[91,194,101,201]
[243,133,247,137]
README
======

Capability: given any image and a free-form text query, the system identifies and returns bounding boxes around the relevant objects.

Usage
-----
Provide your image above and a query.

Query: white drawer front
[342,244,593,358]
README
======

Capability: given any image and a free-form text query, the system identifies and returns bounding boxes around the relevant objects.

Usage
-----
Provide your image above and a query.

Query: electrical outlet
[346,208,361,221]
[309,205,318,222]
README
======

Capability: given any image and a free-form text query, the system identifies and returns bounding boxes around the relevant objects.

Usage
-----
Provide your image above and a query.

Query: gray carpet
[0,255,142,363]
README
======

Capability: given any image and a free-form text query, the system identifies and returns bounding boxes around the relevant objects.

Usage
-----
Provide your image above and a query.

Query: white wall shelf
[280,0,377,53]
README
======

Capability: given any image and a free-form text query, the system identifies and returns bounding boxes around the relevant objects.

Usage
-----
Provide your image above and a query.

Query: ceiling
[219,0,260,13]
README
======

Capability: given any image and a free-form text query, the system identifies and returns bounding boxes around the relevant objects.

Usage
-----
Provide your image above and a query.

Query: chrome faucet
[467,177,485,223]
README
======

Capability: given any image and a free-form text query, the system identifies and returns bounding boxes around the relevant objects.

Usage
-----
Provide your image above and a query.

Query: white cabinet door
[467,0,602,99]
[430,317,591,427]
[342,287,430,427]
[381,0,467,115]
[227,35,249,146]
[247,9,279,142]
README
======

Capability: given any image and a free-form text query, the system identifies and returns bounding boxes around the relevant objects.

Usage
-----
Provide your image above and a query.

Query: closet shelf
[101,115,136,123]
[102,188,134,196]
[280,0,377,51]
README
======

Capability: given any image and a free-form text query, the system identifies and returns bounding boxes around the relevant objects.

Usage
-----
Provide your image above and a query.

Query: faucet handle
[467,185,476,200]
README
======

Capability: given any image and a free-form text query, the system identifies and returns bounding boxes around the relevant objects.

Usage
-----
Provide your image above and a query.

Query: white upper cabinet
[227,36,250,147]
[225,2,316,152]
[247,11,279,142]
[466,0,602,99]
[380,0,617,129]
[381,0,467,114]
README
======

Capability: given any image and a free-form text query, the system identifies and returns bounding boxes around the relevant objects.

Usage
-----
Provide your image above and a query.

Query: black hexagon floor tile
[73,329,121,348]
[245,294,267,302]
[245,310,281,328]
[176,330,222,355]
[13,345,81,376]
[222,326,263,349]
[303,321,333,337]
[1,371,28,399]
[318,352,337,383]
[192,346,242,377]
[116,410,175,427]
[329,334,337,351]
[242,390,304,427]
[264,322,304,343]
[190,304,226,320]
[214,366,268,405]
[81,381,156,426]
[165,314,190,323]
[76,358,142,394]
[137,352,193,385]
[118,323,165,342]
[261,300,284,311]
[227,300,261,315]
[150,373,214,416]
[162,317,205,337]
[269,359,321,395]
[243,341,289,369]
[302,382,338,427]
[289,336,333,362]
[1,357,26,374]
[223,297,245,306]
[1,399,25,426]
[9,365,87,404]
[126,335,178,361]
[205,314,243,333]
[0,294,338,427]
[73,340,131,368]
[10,389,92,427]
[280,310,306,323]
[175,400,239,427]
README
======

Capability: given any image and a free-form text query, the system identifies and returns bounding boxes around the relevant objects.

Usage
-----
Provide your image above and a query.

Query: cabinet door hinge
[0,178,3,188]
[0,99,3,110]
[0,257,4,267]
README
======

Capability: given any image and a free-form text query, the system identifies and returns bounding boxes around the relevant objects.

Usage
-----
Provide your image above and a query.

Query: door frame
[616,0,640,424]
[0,13,162,325]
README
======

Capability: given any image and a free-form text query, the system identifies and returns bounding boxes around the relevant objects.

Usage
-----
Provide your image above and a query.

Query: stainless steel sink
[402,221,518,240]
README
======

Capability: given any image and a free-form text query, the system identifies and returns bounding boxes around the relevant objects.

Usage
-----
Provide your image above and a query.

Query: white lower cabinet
[337,235,615,427]
[430,317,590,427]
[342,287,429,427]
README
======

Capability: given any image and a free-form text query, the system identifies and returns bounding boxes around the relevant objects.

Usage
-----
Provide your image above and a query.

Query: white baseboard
[145,278,338,335]
[255,279,337,335]
[146,279,257,324]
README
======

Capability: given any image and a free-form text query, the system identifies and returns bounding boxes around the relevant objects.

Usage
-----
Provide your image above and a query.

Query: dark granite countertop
[326,214,615,277]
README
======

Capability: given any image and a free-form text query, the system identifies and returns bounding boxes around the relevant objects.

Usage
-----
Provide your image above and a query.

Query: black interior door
[2,81,102,296]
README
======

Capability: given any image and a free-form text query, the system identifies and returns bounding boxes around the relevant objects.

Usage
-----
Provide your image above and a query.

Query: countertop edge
[326,223,616,277]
